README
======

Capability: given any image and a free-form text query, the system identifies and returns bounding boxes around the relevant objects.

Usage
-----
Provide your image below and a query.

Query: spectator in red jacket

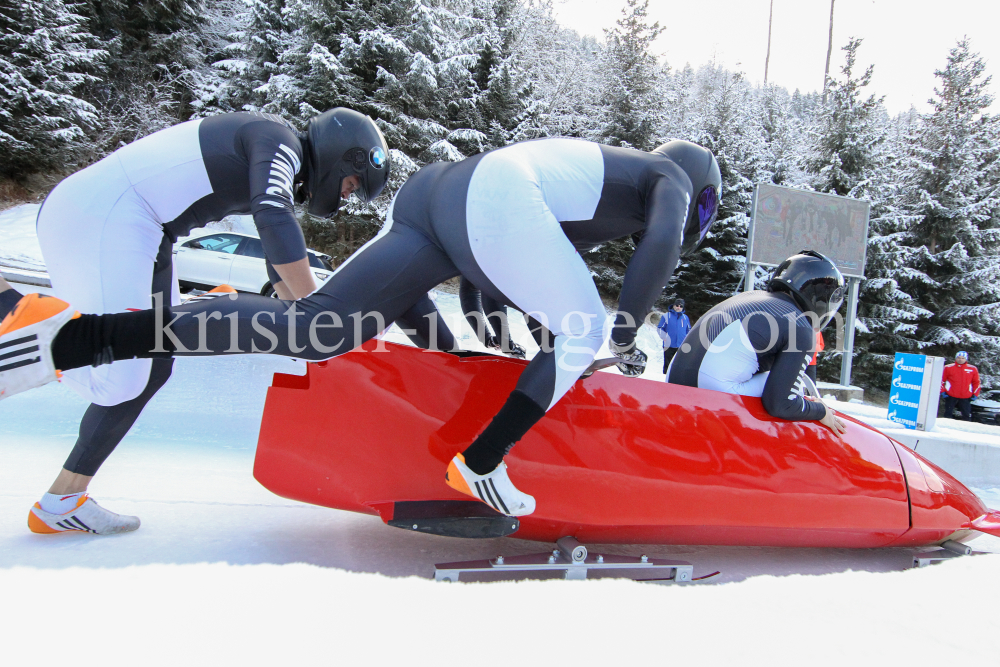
[806,331,824,384]
[941,351,980,421]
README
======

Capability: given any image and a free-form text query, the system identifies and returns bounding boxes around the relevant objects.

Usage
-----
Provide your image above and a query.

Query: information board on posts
[888,353,944,431]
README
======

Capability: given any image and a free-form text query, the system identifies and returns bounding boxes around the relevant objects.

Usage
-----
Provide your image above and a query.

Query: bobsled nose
[965,510,1000,538]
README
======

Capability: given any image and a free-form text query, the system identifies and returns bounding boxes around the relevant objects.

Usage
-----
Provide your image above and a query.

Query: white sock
[39,492,86,515]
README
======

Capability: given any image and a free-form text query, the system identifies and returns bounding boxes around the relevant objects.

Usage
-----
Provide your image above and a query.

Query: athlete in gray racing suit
[667,250,847,435]
[0,107,389,534]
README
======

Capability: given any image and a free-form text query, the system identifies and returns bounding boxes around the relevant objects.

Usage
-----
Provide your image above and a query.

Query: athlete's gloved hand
[486,334,527,360]
[610,341,647,377]
[506,342,527,359]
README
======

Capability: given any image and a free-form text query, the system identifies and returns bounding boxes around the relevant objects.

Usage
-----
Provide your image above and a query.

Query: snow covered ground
[825,395,1000,448]
[3,203,1000,663]
[2,351,999,665]
[0,203,43,271]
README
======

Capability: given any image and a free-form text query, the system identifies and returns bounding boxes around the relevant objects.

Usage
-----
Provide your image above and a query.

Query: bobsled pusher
[253,342,1000,580]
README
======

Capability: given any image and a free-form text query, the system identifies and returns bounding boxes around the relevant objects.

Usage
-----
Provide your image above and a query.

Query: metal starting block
[434,536,695,582]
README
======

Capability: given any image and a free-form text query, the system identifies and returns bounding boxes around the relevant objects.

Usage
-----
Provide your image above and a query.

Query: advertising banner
[888,353,925,429]
[888,353,944,431]
[749,184,870,278]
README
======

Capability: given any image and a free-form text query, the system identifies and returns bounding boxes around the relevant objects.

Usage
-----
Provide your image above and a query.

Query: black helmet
[767,250,846,330]
[304,108,390,217]
[650,140,722,256]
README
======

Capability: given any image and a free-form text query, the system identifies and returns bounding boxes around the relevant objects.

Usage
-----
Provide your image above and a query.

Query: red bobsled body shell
[253,342,988,548]
[884,443,985,546]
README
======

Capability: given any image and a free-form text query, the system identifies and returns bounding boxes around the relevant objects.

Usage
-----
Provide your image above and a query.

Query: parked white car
[174,232,334,296]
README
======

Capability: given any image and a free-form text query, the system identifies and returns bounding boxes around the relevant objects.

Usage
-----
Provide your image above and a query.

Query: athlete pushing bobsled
[667,250,848,436]
[0,108,392,534]
[0,136,723,518]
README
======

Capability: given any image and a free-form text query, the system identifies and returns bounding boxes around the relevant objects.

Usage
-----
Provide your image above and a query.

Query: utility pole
[822,0,835,104]
[764,0,774,84]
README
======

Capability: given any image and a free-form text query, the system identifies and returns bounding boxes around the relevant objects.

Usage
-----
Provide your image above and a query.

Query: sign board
[887,353,944,431]
[748,184,870,278]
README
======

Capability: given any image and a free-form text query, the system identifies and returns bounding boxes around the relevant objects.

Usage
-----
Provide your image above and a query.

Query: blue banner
[888,353,925,429]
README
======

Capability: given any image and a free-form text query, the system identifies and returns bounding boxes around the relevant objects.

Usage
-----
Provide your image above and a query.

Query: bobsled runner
[254,341,1000,549]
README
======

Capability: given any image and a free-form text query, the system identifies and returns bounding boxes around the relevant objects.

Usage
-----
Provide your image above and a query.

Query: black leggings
[63,234,176,476]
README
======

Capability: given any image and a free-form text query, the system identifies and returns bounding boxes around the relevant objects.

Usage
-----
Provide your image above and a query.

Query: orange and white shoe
[183,284,238,303]
[445,454,536,517]
[0,293,79,401]
[28,495,140,535]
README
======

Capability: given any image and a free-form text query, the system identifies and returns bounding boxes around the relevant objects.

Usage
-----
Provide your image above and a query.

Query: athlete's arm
[264,255,313,301]
[272,258,316,299]
[481,292,510,348]
[759,321,827,423]
[459,277,491,346]
[245,121,316,299]
[612,177,687,348]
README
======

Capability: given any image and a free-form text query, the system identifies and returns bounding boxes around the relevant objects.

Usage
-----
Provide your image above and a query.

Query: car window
[192,234,242,254]
[238,237,266,259]
[308,253,333,271]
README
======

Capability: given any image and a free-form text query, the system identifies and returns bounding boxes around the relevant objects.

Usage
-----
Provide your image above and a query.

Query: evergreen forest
[1,0,998,390]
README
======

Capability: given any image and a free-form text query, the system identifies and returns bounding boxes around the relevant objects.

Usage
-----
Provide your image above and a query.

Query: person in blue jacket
[657,298,691,374]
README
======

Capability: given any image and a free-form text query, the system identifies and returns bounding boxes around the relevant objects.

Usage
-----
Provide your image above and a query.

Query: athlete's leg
[22,165,169,532]
[394,294,457,351]
[0,277,23,319]
[437,158,608,476]
[47,217,459,367]
[52,236,179,494]
[37,162,165,406]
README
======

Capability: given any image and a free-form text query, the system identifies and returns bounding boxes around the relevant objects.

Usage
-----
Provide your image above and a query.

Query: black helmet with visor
[650,140,722,256]
[304,108,390,218]
[767,250,846,330]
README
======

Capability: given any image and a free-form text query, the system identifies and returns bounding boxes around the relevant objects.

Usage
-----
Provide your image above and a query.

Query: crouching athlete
[0,138,722,518]
[666,250,847,436]
[0,107,390,534]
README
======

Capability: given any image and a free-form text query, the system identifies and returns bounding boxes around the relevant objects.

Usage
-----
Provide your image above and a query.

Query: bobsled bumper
[884,441,990,546]
[965,510,1000,538]
[253,342,986,548]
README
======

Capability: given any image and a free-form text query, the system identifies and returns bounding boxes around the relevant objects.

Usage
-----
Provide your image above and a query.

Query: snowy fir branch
[2,1,1000,388]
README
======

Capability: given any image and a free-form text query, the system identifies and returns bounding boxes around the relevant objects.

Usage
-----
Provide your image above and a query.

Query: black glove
[506,342,527,359]
[610,341,647,377]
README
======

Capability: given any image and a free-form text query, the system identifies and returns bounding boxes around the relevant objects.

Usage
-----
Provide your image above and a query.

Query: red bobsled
[253,341,1000,548]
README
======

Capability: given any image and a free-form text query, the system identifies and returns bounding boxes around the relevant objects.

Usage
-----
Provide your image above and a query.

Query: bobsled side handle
[967,511,1000,538]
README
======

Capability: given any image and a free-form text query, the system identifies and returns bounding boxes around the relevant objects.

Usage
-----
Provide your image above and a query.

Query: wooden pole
[822,0,835,104]
[764,0,774,84]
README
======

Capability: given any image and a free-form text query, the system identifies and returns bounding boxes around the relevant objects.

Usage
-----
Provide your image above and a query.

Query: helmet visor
[697,185,719,239]
[817,285,845,329]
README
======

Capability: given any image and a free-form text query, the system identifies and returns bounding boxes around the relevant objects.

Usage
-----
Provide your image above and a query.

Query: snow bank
[2,330,1000,665]
[0,203,258,272]
[1,556,998,665]
[0,203,43,270]
[828,396,1000,449]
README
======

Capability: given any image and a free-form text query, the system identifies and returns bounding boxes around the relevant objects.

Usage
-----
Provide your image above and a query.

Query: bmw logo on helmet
[369,147,386,169]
